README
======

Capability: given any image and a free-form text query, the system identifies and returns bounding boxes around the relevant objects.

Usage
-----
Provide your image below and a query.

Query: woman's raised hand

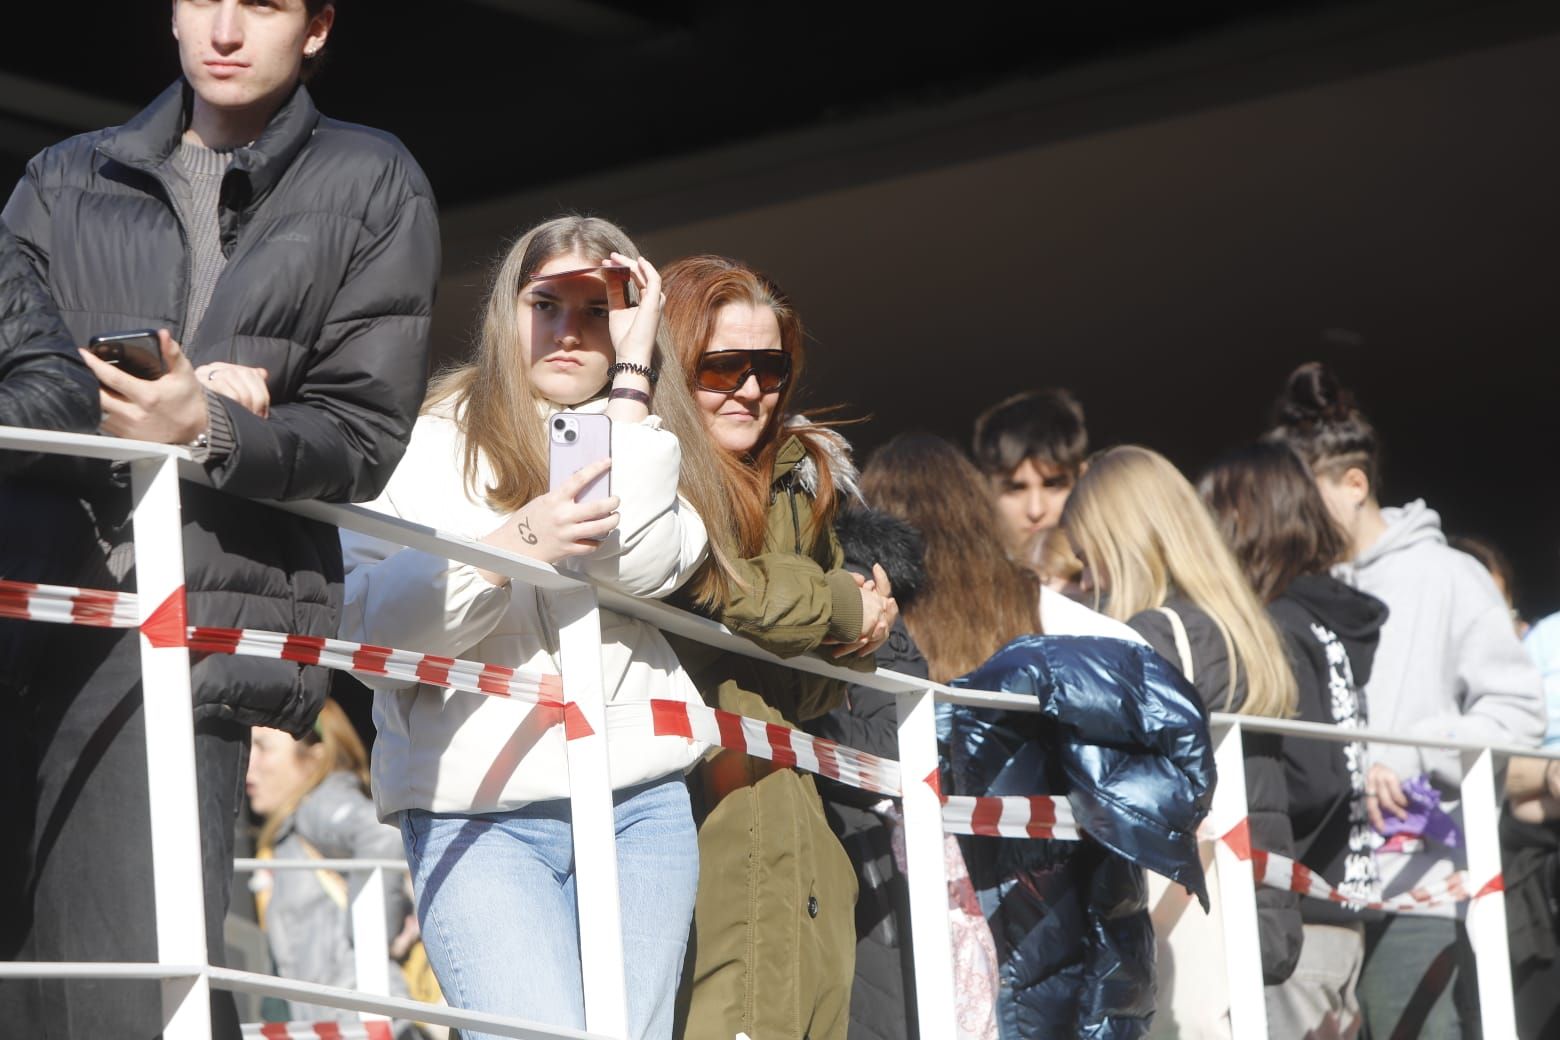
[605,252,663,367]
[476,458,620,583]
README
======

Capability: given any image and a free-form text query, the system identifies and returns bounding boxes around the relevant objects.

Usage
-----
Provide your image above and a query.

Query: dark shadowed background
[5,0,1558,613]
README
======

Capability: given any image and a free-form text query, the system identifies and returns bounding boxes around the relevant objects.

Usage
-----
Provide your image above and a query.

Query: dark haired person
[0,2,438,1036]
[1200,441,1389,1039]
[1267,362,1542,1038]
[970,388,1087,569]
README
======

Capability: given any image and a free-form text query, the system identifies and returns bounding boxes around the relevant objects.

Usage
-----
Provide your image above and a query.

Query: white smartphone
[547,411,612,503]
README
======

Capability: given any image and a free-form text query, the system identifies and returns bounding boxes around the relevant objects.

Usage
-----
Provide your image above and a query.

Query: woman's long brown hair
[662,256,842,605]
[861,434,1039,683]
[1198,441,1349,604]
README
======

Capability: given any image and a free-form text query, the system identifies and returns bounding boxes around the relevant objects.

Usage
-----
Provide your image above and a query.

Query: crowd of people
[0,3,1555,1040]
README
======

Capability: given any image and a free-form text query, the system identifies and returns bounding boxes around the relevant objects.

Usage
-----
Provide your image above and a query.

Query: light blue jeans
[400,775,698,1040]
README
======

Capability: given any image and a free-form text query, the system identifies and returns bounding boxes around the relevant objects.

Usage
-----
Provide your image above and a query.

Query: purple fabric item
[1375,773,1462,848]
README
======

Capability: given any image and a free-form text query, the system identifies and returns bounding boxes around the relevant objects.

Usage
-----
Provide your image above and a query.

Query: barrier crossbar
[1,426,1551,1040]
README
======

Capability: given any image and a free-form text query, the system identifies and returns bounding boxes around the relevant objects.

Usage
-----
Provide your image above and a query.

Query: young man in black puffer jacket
[0,4,438,1037]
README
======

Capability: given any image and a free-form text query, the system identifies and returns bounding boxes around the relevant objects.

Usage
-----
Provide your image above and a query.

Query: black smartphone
[87,329,166,380]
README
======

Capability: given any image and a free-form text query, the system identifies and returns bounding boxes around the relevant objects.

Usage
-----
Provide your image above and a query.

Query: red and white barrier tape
[643,699,1088,839]
[0,579,566,718]
[647,697,902,797]
[1213,819,1502,913]
[3,581,1507,913]
[241,1022,392,1040]
[0,579,140,628]
[940,794,1079,840]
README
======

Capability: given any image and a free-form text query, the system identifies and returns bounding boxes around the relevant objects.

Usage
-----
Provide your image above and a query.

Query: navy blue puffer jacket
[947,634,1216,1039]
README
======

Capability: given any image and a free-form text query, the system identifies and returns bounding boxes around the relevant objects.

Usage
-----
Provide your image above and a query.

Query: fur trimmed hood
[781,415,862,505]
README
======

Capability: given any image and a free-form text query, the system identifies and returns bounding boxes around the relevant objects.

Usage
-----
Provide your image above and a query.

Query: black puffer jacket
[1129,597,1303,985]
[0,81,439,734]
[0,221,97,459]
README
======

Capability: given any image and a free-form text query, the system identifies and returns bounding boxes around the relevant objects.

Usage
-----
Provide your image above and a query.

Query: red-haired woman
[661,256,896,1040]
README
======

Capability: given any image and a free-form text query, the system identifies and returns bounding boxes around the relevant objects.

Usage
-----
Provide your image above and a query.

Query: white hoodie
[1336,499,1542,906]
[1339,500,1543,785]
[340,399,710,821]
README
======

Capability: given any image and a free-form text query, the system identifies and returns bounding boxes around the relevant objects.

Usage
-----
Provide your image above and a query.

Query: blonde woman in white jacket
[340,217,738,1040]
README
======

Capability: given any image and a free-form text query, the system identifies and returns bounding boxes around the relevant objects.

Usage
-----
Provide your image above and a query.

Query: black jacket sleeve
[0,222,98,453]
[206,169,439,504]
[805,620,927,809]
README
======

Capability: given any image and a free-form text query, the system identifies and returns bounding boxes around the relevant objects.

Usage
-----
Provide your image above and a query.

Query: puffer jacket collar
[97,80,322,255]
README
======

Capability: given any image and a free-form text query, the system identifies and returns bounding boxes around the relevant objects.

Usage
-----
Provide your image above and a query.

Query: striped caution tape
[1,580,1508,913]
[647,697,902,797]
[0,578,568,721]
[241,1021,393,1040]
[1212,818,1502,913]
[939,794,1079,840]
[0,578,140,628]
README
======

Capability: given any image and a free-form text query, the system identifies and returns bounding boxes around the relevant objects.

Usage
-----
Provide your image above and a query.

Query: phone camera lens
[564,430,577,442]
[553,417,566,431]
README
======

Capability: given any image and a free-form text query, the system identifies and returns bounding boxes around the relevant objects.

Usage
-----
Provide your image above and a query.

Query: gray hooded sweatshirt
[1339,500,1543,785]
[1336,501,1542,907]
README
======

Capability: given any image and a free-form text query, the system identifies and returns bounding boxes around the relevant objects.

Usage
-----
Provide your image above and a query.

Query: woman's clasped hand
[828,563,898,658]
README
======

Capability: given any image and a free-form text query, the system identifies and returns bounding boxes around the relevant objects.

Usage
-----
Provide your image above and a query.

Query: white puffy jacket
[340,398,710,820]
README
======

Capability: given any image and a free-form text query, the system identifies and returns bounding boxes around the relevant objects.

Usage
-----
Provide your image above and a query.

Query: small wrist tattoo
[516,515,539,545]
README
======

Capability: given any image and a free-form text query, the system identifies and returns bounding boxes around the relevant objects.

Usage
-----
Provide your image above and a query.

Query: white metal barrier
[229,858,408,1023]
[1,425,1553,1040]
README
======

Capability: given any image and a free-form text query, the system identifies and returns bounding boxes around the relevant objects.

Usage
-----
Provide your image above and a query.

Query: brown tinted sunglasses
[694,350,792,394]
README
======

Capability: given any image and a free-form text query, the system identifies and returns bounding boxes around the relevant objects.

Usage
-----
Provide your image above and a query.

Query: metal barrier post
[1460,748,1516,1037]
[897,687,956,1039]
[130,454,212,1039]
[1209,720,1267,1038]
[551,584,629,1039]
[349,865,392,1018]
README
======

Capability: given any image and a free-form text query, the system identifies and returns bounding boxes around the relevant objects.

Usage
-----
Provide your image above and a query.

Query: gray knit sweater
[169,137,237,459]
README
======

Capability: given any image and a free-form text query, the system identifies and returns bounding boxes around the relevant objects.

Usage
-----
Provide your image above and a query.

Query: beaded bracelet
[608,386,651,406]
[608,361,657,384]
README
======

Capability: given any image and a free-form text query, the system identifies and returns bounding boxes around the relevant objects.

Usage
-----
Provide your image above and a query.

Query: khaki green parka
[672,432,872,1040]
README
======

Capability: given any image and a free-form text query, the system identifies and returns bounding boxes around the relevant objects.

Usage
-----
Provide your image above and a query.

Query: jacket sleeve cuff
[825,567,863,643]
[190,389,237,464]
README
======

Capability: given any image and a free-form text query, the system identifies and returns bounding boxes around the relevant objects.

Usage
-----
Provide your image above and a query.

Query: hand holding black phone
[86,329,167,380]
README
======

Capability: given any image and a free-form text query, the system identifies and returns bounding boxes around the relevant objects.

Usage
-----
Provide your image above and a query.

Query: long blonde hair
[423,217,737,604]
[1061,446,1296,718]
[256,699,370,854]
